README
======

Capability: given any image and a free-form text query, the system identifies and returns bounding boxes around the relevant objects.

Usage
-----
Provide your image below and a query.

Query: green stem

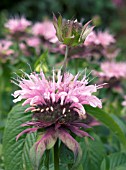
[54,139,59,170]
[45,150,50,170]
[0,65,4,122]
[62,45,69,73]
[75,58,78,74]
[68,164,72,170]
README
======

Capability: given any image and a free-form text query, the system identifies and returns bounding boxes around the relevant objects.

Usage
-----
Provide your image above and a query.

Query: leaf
[59,142,74,164]
[34,50,48,71]
[57,14,62,29]
[49,163,68,170]
[23,133,36,170]
[57,14,63,41]
[100,152,126,170]
[81,133,106,170]
[53,14,63,42]
[114,165,126,170]
[84,105,126,148]
[3,104,36,170]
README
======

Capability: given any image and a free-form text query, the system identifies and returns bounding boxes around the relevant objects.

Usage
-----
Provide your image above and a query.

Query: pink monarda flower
[84,31,100,46]
[32,20,58,43]
[112,0,123,6]
[19,43,31,56]
[84,30,115,48]
[19,37,41,56]
[97,30,116,47]
[25,37,41,54]
[0,40,14,62]
[25,37,40,48]
[5,16,31,34]
[96,62,126,79]
[12,70,103,168]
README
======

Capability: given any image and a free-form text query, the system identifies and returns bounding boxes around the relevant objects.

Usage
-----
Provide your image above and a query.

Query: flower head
[0,40,14,62]
[84,31,100,46]
[112,0,123,6]
[32,20,58,43]
[19,43,30,56]
[53,14,94,47]
[97,30,116,47]
[23,37,41,55]
[25,37,40,48]
[4,16,31,37]
[12,69,103,168]
[84,30,116,47]
[95,62,126,80]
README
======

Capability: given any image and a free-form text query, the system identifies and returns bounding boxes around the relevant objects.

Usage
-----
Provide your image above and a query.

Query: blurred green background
[0,0,126,51]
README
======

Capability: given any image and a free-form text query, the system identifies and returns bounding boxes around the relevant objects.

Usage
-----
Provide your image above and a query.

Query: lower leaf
[3,104,36,170]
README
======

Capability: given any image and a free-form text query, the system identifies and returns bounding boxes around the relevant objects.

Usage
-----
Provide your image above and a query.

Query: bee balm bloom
[12,70,103,168]
[84,30,116,48]
[0,40,14,62]
[97,30,116,47]
[32,21,58,43]
[5,16,31,36]
[96,62,126,79]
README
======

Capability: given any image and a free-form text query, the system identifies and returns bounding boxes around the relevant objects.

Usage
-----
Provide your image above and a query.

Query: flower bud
[53,14,94,47]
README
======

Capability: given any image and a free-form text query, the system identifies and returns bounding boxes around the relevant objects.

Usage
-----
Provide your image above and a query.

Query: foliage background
[0,0,126,50]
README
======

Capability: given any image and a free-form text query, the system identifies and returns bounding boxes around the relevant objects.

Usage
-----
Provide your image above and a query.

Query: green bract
[53,14,94,47]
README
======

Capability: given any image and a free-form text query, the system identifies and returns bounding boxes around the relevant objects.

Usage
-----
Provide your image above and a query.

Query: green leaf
[84,105,126,148]
[3,104,36,170]
[100,152,126,170]
[34,50,48,71]
[57,14,62,29]
[23,133,36,170]
[114,165,126,170]
[81,133,106,170]
[53,14,63,42]
[63,35,80,46]
[57,15,63,40]
[60,142,74,164]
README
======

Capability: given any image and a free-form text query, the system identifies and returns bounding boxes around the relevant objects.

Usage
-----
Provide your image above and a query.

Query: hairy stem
[62,45,69,73]
[75,59,78,74]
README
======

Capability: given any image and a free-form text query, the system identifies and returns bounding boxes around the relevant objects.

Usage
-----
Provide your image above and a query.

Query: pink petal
[16,127,38,141]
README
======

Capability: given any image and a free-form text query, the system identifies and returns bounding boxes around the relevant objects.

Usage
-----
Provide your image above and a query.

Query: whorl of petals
[95,62,126,79]
[0,40,14,59]
[5,16,31,33]
[32,21,58,43]
[84,30,116,47]
[12,70,102,119]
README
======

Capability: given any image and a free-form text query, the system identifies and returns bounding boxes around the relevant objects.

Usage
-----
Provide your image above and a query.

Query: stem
[62,46,69,73]
[45,150,50,170]
[54,139,59,170]
[68,164,72,170]
[75,59,78,74]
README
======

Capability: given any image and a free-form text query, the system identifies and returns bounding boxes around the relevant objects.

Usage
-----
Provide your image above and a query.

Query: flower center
[33,100,79,124]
